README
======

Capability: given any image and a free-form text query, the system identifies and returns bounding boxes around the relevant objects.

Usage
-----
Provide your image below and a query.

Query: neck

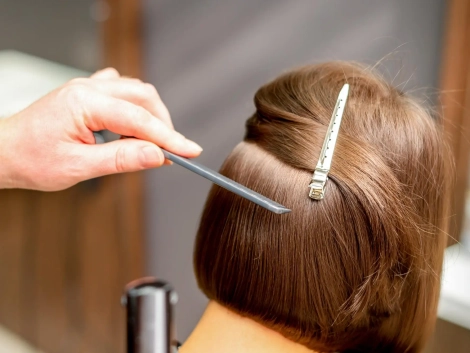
[180,301,315,353]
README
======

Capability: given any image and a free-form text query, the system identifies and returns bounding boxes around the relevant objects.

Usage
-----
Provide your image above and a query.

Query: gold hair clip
[309,84,349,200]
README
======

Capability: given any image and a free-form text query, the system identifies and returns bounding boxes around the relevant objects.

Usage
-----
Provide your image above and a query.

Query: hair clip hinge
[308,168,328,200]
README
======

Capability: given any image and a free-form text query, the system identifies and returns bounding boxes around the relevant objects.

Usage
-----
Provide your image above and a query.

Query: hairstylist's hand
[0,68,202,191]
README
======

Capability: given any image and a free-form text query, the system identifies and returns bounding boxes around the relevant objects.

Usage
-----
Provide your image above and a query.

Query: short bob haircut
[194,62,452,353]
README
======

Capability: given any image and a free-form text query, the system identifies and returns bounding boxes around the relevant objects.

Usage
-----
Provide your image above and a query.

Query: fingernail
[140,146,163,166]
[185,139,203,152]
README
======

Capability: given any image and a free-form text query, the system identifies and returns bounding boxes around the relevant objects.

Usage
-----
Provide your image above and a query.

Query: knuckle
[135,104,151,120]
[59,82,89,106]
[143,83,159,98]
[68,77,88,86]
[130,106,153,130]
[115,145,127,173]
[103,67,120,76]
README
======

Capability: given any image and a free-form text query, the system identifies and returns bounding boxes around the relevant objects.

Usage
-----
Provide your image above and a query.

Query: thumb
[78,138,165,179]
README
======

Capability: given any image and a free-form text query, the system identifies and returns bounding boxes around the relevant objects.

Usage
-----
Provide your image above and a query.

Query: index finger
[87,78,174,130]
[78,90,202,157]
[91,67,121,79]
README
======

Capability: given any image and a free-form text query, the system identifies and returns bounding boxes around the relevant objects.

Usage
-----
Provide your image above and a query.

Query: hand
[0,68,202,191]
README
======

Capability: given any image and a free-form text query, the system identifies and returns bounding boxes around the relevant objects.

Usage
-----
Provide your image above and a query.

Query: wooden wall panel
[103,0,143,78]
[425,319,470,353]
[33,190,72,352]
[439,0,470,243]
[0,176,144,353]
[0,190,28,335]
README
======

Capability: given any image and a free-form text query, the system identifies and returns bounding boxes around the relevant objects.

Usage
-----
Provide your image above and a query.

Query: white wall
[142,0,446,339]
[0,0,99,71]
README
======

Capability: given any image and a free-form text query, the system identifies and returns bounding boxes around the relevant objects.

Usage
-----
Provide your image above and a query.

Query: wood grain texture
[425,319,470,353]
[103,0,143,78]
[0,190,28,335]
[0,176,144,353]
[439,0,470,244]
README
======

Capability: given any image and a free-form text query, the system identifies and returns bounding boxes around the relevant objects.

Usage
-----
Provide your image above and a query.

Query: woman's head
[194,62,452,352]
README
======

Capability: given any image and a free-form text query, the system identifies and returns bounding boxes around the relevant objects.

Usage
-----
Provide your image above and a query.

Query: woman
[181,62,452,353]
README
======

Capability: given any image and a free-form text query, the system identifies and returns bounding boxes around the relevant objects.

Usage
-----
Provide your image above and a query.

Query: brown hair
[193,62,452,352]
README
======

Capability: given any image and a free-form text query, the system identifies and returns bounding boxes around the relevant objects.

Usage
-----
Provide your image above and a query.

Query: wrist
[0,117,18,189]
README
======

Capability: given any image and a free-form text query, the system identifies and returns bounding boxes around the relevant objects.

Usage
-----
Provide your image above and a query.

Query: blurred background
[0,0,469,352]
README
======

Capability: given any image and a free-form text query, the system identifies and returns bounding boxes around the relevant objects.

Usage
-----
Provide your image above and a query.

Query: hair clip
[308,83,349,200]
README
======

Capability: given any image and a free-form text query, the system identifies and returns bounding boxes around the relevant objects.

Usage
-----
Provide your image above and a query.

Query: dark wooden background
[440,0,470,245]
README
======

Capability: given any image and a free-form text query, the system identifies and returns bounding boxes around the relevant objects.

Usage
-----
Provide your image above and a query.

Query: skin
[0,68,202,191]
[180,301,315,353]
